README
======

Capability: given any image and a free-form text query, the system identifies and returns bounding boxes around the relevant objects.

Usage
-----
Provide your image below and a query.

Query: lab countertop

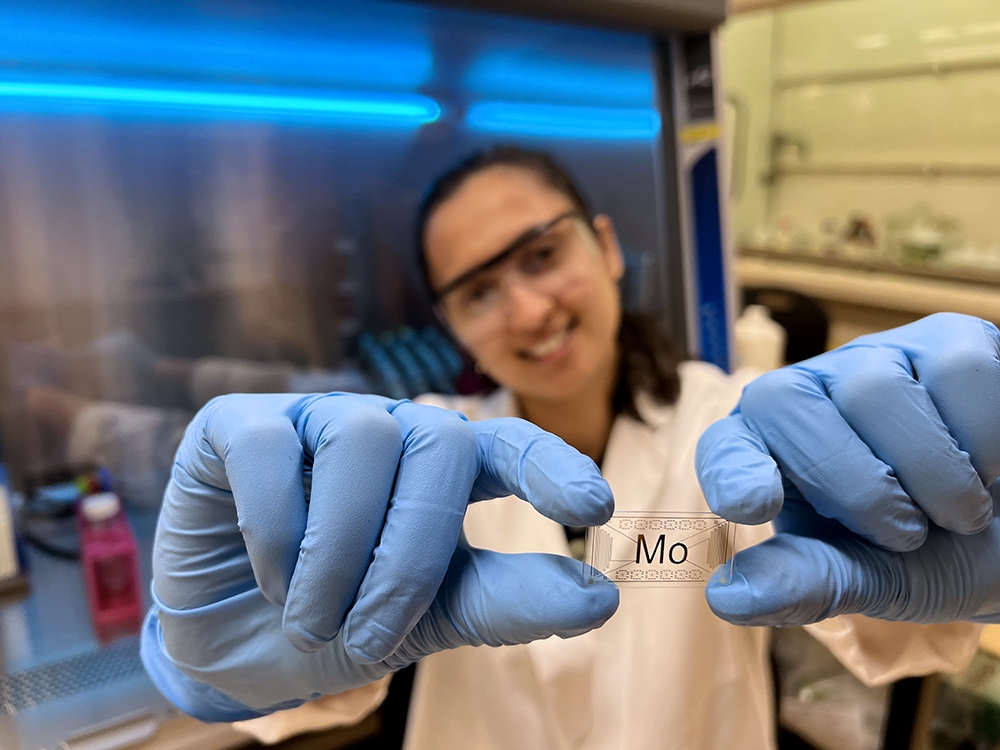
[0,508,249,750]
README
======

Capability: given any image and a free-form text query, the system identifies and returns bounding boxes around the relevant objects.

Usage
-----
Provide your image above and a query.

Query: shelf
[740,246,1000,286]
[775,55,1000,89]
[774,161,1000,179]
[736,251,1000,324]
[731,0,820,12]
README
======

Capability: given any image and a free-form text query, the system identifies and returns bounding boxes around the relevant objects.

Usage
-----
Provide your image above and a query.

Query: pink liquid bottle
[77,492,143,641]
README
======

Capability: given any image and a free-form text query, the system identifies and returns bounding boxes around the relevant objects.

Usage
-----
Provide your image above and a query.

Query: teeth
[527,329,569,358]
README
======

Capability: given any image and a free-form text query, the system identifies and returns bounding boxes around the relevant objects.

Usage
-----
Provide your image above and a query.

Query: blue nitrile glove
[696,313,1000,626]
[141,392,617,722]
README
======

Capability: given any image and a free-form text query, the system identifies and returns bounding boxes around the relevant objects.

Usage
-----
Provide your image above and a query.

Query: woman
[395,146,975,749]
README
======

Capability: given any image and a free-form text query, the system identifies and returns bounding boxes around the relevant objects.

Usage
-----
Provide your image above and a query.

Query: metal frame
[416,0,726,33]
[651,38,692,353]
[656,31,736,371]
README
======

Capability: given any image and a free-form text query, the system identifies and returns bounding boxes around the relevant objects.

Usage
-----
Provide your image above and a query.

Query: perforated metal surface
[0,636,144,715]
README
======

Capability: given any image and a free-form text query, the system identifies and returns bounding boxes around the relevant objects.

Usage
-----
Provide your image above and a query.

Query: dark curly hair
[415,146,682,419]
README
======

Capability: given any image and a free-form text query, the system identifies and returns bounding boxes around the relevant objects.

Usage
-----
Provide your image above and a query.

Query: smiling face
[423,164,625,404]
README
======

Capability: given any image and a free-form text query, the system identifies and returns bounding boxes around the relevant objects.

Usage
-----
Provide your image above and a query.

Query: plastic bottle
[77,492,143,641]
[734,305,786,372]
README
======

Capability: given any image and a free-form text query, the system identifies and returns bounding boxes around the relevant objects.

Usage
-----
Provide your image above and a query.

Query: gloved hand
[696,313,1000,626]
[141,392,616,722]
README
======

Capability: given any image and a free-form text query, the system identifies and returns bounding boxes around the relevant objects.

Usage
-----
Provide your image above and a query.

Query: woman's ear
[591,214,625,282]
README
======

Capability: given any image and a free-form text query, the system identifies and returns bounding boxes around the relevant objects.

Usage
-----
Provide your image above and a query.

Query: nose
[501,277,555,333]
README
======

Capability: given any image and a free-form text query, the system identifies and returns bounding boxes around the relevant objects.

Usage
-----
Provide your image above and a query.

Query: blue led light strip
[0,80,442,124]
[0,7,434,91]
[466,101,660,140]
[465,52,654,108]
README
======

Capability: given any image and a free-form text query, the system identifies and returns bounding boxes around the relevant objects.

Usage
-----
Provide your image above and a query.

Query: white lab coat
[236,360,980,748]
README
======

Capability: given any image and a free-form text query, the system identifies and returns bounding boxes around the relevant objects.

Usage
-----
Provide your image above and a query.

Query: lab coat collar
[478,386,676,432]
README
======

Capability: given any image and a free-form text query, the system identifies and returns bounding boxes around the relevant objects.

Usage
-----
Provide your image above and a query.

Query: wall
[722,0,1000,252]
[720,10,775,245]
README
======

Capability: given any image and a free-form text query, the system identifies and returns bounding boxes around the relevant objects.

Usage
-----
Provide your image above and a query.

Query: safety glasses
[432,209,596,345]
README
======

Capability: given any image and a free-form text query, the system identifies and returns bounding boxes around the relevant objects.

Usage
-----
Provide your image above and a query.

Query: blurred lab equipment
[931,648,1000,750]
[773,626,889,750]
[358,332,409,400]
[17,465,113,562]
[359,327,464,398]
[885,204,964,265]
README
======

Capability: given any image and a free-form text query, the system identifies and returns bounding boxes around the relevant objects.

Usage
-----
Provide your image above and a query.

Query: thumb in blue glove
[142,393,617,722]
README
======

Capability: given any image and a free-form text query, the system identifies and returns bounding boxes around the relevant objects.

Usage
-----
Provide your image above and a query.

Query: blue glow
[0,78,441,126]
[0,5,433,91]
[465,50,655,108]
[466,102,660,140]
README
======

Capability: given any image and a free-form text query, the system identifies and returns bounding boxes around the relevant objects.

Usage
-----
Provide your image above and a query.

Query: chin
[496,337,610,402]
[513,367,592,403]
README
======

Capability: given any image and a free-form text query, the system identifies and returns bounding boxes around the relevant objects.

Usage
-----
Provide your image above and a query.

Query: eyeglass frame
[428,208,594,312]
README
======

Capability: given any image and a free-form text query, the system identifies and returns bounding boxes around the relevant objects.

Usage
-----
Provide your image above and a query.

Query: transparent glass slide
[584,511,736,587]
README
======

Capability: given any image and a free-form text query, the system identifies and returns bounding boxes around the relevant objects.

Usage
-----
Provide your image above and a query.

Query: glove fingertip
[877,517,927,553]
[704,540,840,627]
[579,573,620,622]
[470,552,620,643]
[342,620,400,665]
[515,435,614,525]
[713,471,783,524]
[704,570,760,626]
[547,579,619,638]
[705,573,798,627]
[699,458,783,524]
[282,615,338,654]
[696,417,783,525]
[561,559,621,630]
[943,488,994,536]
[561,477,615,527]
